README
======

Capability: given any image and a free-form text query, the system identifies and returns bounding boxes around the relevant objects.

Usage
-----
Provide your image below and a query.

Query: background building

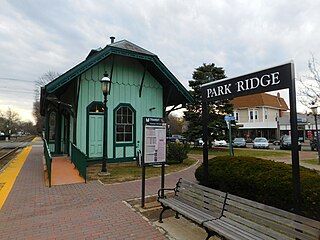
[231,92,288,140]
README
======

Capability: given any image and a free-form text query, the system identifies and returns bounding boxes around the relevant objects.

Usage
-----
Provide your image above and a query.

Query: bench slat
[225,196,319,238]
[225,204,317,240]
[222,211,293,240]
[228,193,320,230]
[178,182,226,204]
[204,217,272,240]
[159,197,216,224]
[175,193,222,218]
[179,179,226,196]
[176,191,225,212]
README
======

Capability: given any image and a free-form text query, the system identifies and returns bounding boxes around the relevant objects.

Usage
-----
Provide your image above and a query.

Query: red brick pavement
[0,142,198,239]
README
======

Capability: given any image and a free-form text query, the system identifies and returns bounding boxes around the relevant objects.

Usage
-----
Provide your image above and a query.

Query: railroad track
[0,135,36,172]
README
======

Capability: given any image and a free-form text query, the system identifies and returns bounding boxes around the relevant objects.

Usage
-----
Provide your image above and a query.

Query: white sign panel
[143,118,166,164]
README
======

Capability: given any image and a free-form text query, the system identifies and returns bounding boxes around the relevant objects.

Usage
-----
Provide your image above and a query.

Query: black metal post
[314,114,320,164]
[288,63,301,212]
[161,162,165,198]
[101,94,108,172]
[202,101,209,186]
[141,164,146,208]
[228,121,233,157]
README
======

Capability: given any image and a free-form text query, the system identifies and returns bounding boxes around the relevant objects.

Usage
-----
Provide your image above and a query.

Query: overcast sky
[0,0,319,123]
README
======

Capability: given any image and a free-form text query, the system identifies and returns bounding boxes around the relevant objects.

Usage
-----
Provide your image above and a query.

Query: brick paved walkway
[0,140,197,240]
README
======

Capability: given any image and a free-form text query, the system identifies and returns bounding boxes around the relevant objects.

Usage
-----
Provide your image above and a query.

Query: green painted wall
[76,56,163,162]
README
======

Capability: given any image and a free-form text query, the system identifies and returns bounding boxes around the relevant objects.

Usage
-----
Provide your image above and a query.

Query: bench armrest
[157,178,182,200]
[157,188,176,199]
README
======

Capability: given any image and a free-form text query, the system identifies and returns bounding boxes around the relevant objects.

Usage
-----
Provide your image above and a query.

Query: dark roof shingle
[231,93,289,110]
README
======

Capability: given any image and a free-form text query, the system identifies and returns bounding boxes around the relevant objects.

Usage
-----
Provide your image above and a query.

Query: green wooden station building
[40,38,193,164]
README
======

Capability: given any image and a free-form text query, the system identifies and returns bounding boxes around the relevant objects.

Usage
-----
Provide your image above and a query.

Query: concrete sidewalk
[0,139,198,239]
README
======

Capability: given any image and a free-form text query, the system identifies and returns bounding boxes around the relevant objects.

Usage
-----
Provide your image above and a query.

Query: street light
[99,72,111,174]
[310,104,320,164]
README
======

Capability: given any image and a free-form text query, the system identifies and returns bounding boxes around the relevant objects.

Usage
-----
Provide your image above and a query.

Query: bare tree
[33,71,60,133]
[0,108,20,134]
[298,54,320,107]
[34,71,60,101]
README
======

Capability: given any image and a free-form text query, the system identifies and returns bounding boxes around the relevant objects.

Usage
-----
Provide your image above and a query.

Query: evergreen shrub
[195,156,320,220]
[166,142,189,164]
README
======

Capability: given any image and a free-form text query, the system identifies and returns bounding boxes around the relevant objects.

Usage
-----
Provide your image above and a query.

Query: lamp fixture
[100,72,111,96]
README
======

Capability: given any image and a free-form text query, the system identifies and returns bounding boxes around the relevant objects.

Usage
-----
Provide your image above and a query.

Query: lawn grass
[301,159,320,165]
[189,147,290,158]
[87,158,197,184]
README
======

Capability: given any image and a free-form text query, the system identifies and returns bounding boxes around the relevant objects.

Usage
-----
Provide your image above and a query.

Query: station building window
[89,102,104,113]
[49,111,56,140]
[115,105,134,142]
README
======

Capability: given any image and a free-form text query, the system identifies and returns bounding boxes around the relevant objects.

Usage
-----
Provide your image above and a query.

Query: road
[244,143,312,151]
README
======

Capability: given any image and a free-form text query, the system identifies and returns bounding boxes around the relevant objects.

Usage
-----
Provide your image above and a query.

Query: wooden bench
[157,178,227,225]
[158,178,320,240]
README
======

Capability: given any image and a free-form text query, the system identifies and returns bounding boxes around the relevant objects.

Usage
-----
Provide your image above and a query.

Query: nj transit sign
[201,62,293,102]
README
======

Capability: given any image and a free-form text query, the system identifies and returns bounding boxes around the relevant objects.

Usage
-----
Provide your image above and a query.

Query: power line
[0,89,34,94]
[0,77,35,83]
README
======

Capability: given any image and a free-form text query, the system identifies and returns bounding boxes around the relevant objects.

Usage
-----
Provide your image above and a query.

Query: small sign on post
[141,117,166,207]
[224,116,235,156]
[224,116,235,121]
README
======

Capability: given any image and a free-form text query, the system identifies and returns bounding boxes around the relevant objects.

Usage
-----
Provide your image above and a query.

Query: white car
[253,137,269,149]
[214,139,228,147]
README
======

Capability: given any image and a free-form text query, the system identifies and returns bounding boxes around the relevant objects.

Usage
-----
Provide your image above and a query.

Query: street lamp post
[99,72,111,174]
[275,116,280,140]
[310,104,320,164]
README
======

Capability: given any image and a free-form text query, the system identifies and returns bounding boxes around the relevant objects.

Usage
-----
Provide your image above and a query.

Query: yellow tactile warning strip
[51,157,85,186]
[0,146,32,209]
[32,137,42,142]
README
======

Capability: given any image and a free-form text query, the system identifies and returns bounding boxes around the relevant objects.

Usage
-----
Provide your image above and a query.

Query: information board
[143,117,166,165]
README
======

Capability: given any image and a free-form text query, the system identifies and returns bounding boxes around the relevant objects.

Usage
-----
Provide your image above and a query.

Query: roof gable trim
[46,43,193,103]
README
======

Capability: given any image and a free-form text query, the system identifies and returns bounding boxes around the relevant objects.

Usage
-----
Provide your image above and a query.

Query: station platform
[0,137,198,239]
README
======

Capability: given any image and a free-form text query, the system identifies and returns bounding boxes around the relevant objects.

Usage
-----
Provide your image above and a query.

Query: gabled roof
[43,39,193,106]
[231,93,289,110]
[109,40,156,56]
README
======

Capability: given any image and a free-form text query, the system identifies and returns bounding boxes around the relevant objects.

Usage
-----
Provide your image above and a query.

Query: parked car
[310,137,319,151]
[253,137,269,149]
[195,138,204,146]
[273,139,280,145]
[232,138,246,148]
[214,139,228,147]
[167,134,186,143]
[280,135,301,151]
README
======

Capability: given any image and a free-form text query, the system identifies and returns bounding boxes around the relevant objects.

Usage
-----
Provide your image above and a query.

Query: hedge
[166,142,189,164]
[195,156,320,221]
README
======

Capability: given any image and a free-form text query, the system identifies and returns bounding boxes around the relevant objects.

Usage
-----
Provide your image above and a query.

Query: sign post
[141,117,166,207]
[225,116,235,157]
[201,62,301,211]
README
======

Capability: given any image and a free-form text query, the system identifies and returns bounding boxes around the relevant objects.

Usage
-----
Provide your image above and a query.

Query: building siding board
[76,56,163,161]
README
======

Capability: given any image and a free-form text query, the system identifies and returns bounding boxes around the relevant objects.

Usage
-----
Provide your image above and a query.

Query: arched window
[49,111,56,140]
[116,106,134,142]
[89,102,104,113]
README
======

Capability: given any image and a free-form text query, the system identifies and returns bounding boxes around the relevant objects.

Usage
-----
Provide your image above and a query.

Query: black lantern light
[99,72,111,174]
[100,73,111,96]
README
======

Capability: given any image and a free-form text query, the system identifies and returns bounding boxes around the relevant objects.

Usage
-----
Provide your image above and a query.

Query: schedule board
[143,117,166,165]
